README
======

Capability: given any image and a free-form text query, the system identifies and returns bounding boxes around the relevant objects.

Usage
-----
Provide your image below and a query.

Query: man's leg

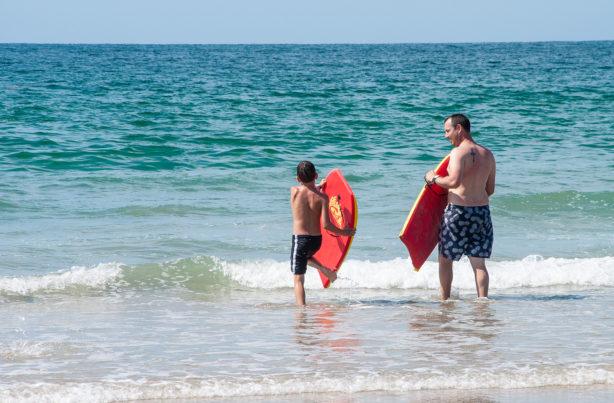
[294,274,306,305]
[308,258,337,283]
[439,254,453,300]
[468,257,489,298]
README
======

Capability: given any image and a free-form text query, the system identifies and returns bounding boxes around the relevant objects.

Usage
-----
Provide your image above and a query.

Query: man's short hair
[445,114,470,132]
[297,161,316,183]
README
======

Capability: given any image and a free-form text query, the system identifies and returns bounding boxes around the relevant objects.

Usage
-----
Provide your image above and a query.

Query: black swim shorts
[290,235,322,275]
[438,204,493,261]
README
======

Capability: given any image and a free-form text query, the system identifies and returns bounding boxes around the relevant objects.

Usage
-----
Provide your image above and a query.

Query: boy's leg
[438,254,453,300]
[294,274,306,305]
[307,258,337,283]
[468,256,489,298]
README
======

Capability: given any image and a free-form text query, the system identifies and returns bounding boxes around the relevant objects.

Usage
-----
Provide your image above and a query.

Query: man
[290,161,355,306]
[425,114,496,300]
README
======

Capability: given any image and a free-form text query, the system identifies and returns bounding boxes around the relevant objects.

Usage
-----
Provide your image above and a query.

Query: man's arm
[426,149,463,189]
[321,196,356,237]
[486,159,496,196]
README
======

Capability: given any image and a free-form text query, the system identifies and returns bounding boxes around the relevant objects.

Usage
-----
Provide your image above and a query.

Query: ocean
[1,42,614,402]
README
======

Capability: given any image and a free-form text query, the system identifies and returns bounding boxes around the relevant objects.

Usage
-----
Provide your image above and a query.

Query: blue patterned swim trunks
[438,204,493,261]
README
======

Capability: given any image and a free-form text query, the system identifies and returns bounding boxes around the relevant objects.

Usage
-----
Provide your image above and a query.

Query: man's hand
[424,170,436,183]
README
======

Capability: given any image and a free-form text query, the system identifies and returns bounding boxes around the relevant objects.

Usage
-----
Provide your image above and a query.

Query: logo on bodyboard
[329,195,344,228]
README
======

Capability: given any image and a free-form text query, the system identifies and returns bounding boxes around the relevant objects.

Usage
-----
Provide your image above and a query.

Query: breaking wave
[2,255,614,297]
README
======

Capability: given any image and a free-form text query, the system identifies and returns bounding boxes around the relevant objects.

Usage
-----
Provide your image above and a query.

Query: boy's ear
[296,176,301,184]
[315,172,318,180]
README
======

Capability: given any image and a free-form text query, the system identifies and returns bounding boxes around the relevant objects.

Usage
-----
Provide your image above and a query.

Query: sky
[1,0,613,44]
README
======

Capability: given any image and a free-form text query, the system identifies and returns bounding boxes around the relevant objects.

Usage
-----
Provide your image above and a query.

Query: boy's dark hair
[445,113,470,132]
[297,161,316,183]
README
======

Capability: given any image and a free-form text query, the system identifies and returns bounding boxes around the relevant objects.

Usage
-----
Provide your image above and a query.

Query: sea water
[1,42,614,402]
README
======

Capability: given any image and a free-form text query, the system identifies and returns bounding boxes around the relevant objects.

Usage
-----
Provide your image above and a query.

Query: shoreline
[123,385,614,403]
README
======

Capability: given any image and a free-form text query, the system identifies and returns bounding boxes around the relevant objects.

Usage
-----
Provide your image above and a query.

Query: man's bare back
[447,140,495,206]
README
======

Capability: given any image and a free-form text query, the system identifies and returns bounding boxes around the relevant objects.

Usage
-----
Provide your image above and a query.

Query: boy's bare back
[291,185,326,235]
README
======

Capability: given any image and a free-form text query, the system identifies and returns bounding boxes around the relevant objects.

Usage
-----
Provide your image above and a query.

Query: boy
[290,161,356,305]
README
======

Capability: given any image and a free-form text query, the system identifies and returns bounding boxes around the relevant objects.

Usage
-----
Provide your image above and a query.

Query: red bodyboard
[312,169,357,288]
[399,155,450,271]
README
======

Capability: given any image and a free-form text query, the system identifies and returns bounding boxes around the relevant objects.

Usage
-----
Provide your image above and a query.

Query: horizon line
[1,39,613,46]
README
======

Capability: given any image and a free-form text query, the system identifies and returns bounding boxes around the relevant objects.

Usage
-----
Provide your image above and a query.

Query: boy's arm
[321,196,356,237]
[290,186,296,209]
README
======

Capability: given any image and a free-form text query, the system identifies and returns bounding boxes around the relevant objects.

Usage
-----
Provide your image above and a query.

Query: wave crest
[0,263,124,295]
[2,255,613,296]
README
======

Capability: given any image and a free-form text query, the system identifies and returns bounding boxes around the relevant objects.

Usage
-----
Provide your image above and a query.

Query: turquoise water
[1,42,614,401]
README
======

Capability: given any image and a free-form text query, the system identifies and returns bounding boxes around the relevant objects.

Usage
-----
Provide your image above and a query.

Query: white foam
[0,263,124,295]
[218,255,614,290]
[0,341,53,362]
[4,256,614,294]
[479,255,614,289]
[1,366,613,402]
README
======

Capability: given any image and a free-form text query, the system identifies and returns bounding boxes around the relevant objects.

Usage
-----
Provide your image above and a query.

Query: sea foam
[1,365,613,402]
[221,255,614,290]
[0,263,124,295]
[2,255,613,295]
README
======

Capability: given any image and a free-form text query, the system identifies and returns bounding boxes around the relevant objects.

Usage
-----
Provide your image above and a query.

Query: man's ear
[315,172,318,180]
[297,176,301,184]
